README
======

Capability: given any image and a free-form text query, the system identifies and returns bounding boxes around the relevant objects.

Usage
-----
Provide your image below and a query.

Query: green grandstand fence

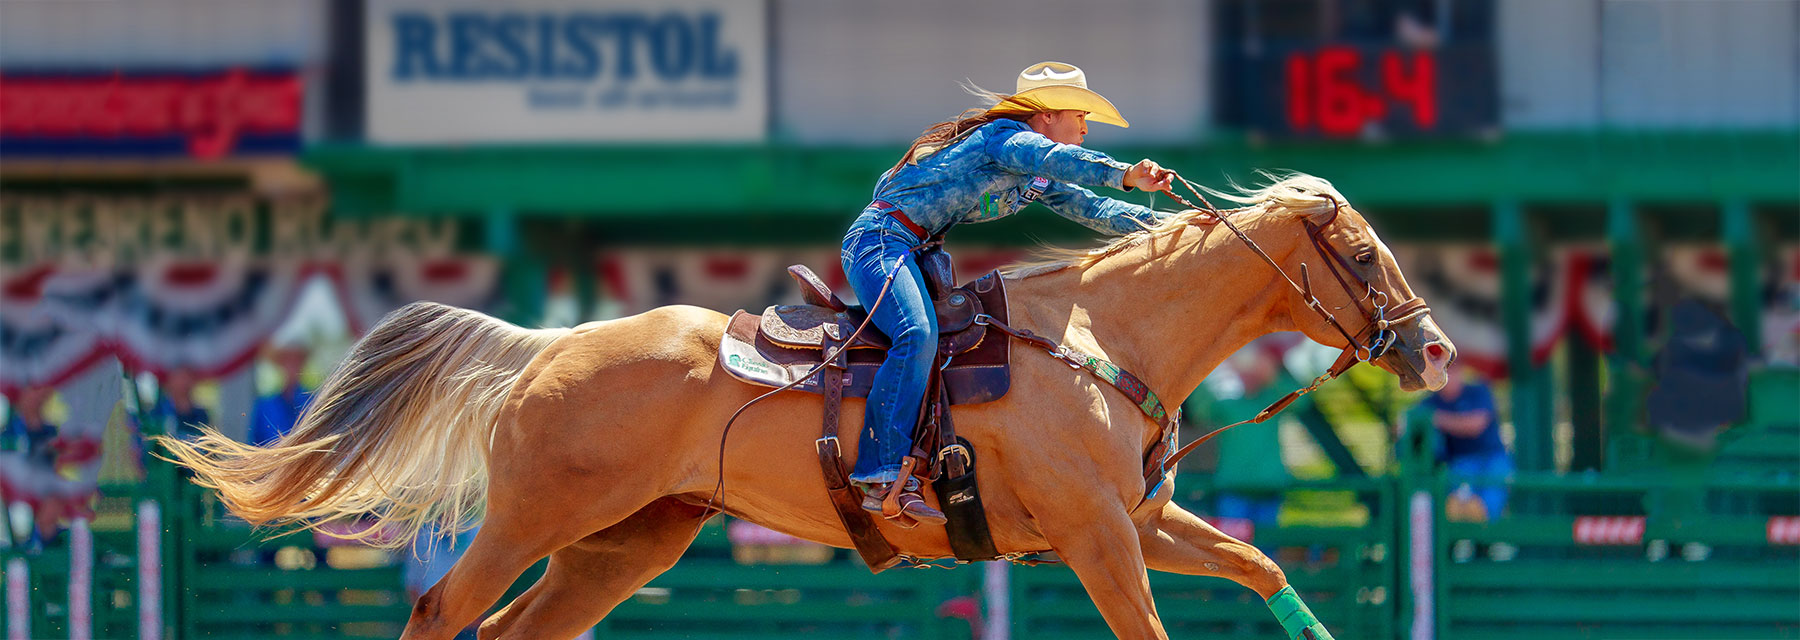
[597,518,981,639]
[168,473,412,639]
[1009,477,1398,639]
[3,487,154,640]
[1424,473,1800,640]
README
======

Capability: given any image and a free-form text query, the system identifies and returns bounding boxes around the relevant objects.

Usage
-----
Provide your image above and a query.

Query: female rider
[842,61,1179,525]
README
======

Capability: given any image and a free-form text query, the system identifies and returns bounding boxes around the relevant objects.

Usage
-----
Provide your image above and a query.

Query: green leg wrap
[1266,585,1336,640]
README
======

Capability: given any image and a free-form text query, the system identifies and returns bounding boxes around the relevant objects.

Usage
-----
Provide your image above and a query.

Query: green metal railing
[9,443,1797,639]
[599,520,979,639]
[1010,476,1399,639]
[1423,473,1800,640]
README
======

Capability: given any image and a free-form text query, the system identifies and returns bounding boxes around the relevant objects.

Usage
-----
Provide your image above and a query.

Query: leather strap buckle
[937,443,971,467]
[816,435,841,455]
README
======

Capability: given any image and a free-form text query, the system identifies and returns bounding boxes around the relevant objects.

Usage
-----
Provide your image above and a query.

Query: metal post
[69,518,92,640]
[1605,199,1649,466]
[5,556,26,640]
[1407,490,1435,640]
[983,561,1011,640]
[487,209,547,326]
[1723,200,1763,358]
[1568,330,1603,471]
[137,501,163,640]
[1494,201,1547,471]
[1609,199,1646,368]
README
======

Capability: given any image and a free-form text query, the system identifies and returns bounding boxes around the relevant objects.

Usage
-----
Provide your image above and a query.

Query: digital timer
[1286,46,1436,136]
[1238,43,1496,140]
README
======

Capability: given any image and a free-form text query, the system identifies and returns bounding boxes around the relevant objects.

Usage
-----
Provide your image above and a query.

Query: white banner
[367,0,768,144]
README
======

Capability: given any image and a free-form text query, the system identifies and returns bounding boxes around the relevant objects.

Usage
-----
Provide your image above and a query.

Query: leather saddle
[717,247,1010,570]
[719,251,1012,406]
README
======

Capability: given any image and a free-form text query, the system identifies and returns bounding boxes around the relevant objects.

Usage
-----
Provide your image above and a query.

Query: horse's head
[1219,174,1455,392]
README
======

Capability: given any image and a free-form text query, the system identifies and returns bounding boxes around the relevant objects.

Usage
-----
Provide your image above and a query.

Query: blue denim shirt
[867,119,1165,240]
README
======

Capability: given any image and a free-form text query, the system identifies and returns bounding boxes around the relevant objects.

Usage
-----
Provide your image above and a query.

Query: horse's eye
[1355,251,1376,265]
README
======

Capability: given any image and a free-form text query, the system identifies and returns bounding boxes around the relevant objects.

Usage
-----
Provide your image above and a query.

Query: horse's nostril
[1426,342,1448,362]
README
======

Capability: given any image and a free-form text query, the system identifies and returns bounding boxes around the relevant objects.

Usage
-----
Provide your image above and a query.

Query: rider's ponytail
[889,86,1045,176]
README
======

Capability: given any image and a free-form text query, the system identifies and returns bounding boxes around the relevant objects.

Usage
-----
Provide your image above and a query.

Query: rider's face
[1032,110,1088,145]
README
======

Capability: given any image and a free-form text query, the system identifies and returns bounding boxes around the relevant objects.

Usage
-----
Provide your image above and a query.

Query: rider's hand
[1123,159,1174,192]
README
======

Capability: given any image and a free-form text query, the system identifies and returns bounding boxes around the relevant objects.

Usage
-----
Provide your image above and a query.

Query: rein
[985,174,1432,503]
[1150,174,1431,474]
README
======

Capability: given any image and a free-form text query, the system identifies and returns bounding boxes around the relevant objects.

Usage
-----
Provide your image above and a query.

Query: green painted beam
[303,132,1800,222]
[1723,200,1763,357]
[1493,201,1552,472]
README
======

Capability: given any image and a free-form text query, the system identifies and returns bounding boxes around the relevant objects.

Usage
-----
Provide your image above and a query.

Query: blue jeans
[841,208,937,484]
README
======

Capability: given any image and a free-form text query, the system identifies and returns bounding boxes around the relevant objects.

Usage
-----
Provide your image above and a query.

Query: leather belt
[873,200,929,240]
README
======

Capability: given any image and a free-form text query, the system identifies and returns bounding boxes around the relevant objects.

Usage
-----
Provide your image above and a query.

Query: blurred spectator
[0,385,96,551]
[251,343,314,446]
[156,367,211,438]
[1419,361,1511,522]
[1194,339,1305,525]
[2,385,58,465]
[1646,298,1748,452]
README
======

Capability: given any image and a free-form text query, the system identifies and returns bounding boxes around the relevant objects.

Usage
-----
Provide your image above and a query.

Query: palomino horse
[159,173,1454,639]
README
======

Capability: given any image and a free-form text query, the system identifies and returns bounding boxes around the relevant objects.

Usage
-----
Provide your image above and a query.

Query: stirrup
[882,458,947,527]
[860,480,922,529]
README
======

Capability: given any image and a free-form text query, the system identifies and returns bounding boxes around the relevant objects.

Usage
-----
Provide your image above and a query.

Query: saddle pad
[719,270,1012,405]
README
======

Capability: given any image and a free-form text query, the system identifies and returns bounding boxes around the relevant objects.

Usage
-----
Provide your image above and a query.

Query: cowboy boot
[860,480,921,529]
[881,457,947,526]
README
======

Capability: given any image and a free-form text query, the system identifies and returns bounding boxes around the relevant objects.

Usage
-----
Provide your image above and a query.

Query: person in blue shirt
[155,367,211,439]
[842,61,1181,525]
[250,344,313,446]
[1419,362,1513,519]
[2,385,59,466]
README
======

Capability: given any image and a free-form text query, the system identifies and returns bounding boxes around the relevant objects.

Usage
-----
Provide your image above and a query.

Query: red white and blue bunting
[0,194,501,396]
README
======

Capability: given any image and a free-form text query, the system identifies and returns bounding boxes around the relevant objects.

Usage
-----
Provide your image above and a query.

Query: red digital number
[1285,53,1312,131]
[1313,46,1365,137]
[1382,50,1437,129]
[1286,46,1372,137]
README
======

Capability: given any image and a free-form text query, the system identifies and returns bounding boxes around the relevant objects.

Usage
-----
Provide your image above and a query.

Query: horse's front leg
[1035,499,1168,639]
[1138,501,1336,640]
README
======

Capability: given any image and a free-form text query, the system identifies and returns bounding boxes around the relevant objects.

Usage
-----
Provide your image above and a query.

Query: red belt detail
[873,200,929,239]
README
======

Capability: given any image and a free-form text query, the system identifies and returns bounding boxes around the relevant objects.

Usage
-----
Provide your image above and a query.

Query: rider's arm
[1036,182,1168,236]
[985,122,1133,189]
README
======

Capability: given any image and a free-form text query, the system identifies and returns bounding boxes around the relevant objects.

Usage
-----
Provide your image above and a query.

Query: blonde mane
[1002,171,1348,279]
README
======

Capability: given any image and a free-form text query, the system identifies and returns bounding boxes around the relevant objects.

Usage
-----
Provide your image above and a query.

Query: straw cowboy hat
[988,61,1130,128]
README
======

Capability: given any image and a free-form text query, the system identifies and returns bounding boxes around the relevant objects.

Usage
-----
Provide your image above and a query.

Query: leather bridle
[1152,174,1433,471]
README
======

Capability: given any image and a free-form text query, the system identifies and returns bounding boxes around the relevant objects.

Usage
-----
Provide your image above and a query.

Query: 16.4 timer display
[1247,43,1496,139]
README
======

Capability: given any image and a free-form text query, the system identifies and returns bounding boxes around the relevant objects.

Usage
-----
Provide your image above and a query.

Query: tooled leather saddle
[718,248,1009,571]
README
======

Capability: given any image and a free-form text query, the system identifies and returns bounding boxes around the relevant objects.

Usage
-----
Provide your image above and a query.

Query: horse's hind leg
[405,428,674,638]
[1139,501,1337,639]
[403,519,566,640]
[1138,501,1288,597]
[477,498,716,640]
